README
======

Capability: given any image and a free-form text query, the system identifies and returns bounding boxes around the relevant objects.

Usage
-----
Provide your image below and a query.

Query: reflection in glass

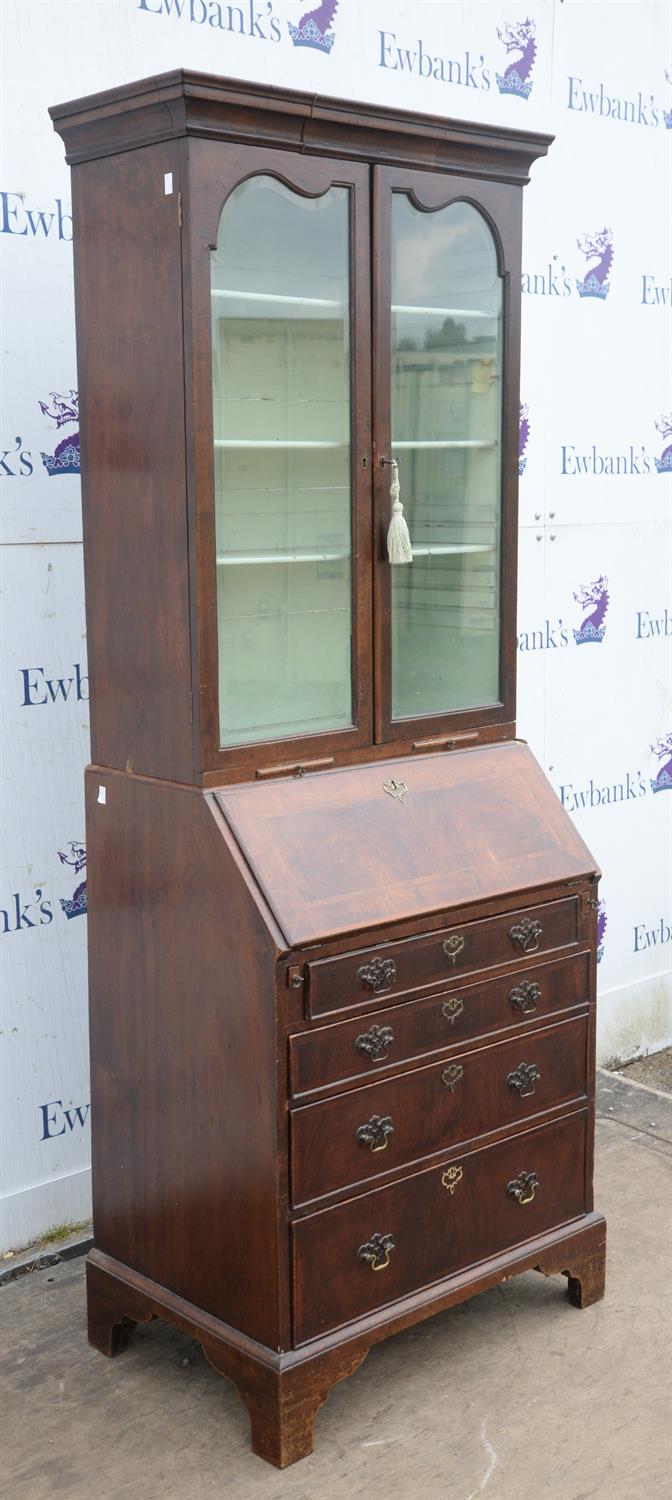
[211,176,352,747]
[390,196,503,720]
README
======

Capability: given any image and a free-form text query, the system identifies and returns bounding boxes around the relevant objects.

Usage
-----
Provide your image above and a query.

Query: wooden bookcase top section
[50,69,553,179]
[216,742,598,948]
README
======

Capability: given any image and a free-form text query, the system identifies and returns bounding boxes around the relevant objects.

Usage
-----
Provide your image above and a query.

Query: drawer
[290,1013,588,1206]
[290,952,590,1097]
[303,896,581,1018]
[292,1108,588,1344]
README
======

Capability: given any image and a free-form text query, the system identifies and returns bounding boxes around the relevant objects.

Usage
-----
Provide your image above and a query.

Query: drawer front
[291,1014,588,1206]
[293,1109,588,1344]
[304,897,581,1018]
[290,952,590,1097]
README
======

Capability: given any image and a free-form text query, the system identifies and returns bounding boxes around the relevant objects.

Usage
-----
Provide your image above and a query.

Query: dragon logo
[519,403,529,475]
[39,390,80,476]
[649,734,672,795]
[496,18,537,99]
[597,900,607,964]
[573,576,609,645]
[58,841,87,919]
[575,228,614,301]
[664,68,672,129]
[654,414,672,474]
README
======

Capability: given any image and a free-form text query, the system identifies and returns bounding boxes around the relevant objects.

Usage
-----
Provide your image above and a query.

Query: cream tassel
[386,459,413,565]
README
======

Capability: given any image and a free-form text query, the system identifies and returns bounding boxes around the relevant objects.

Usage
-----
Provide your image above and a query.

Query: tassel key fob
[384,458,413,565]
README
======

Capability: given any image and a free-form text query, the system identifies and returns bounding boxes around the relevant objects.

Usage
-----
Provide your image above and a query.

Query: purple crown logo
[597,899,607,964]
[58,840,87,919]
[496,18,536,99]
[576,228,613,301]
[654,413,672,474]
[573,575,609,645]
[664,69,672,129]
[288,0,338,53]
[650,733,672,795]
[39,390,80,476]
[519,403,529,475]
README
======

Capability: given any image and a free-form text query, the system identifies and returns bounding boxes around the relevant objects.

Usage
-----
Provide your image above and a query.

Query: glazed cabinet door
[373,167,522,745]
[185,143,372,774]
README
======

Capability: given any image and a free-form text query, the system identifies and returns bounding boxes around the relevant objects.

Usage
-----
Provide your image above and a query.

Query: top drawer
[303,897,581,1018]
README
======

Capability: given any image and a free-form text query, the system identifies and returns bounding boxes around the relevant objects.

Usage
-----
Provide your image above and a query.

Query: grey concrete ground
[4,1073,672,1500]
[613,1044,672,1094]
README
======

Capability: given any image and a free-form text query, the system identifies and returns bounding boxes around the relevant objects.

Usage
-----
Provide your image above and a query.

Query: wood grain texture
[217,742,599,947]
[290,1014,589,1206]
[289,951,591,1096]
[292,1109,589,1344]
[51,71,553,183]
[71,143,194,783]
[85,768,283,1346]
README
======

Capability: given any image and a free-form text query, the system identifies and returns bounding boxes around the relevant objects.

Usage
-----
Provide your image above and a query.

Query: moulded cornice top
[50,68,553,181]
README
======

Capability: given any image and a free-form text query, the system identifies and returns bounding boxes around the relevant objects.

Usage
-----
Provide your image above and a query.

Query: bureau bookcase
[52,72,606,1468]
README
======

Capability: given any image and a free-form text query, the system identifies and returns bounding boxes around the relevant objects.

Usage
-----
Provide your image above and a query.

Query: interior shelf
[214,439,348,449]
[392,440,496,450]
[211,289,497,319]
[216,543,494,566]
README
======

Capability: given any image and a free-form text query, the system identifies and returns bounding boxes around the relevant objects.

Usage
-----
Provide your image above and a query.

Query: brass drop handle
[357,1232,395,1271]
[356,957,397,994]
[442,997,464,1025]
[507,1062,540,1097]
[443,935,466,965]
[355,1114,394,1153]
[509,980,541,1014]
[441,1063,464,1093]
[507,1170,539,1205]
[355,1024,394,1062]
[509,918,543,953]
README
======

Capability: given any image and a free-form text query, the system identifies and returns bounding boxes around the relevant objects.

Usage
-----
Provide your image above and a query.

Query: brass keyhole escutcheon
[441,1165,463,1195]
[442,997,464,1025]
[442,1063,464,1094]
[443,935,465,966]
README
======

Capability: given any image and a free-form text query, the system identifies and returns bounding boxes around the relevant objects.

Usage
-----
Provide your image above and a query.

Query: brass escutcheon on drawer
[442,934,466,965]
[441,1063,464,1093]
[442,996,464,1024]
[441,1164,464,1195]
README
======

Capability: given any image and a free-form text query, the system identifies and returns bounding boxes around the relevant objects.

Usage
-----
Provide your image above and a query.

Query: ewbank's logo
[654,414,672,474]
[58,841,87,919]
[519,403,529,475]
[576,228,613,301]
[288,0,337,53]
[573,576,609,645]
[664,68,672,128]
[597,900,607,964]
[649,734,672,795]
[39,390,80,476]
[496,17,536,98]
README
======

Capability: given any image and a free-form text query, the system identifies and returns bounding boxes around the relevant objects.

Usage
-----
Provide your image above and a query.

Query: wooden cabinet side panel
[85,770,282,1347]
[72,145,194,781]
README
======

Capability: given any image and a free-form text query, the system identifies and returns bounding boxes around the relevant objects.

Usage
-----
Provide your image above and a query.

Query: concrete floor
[613,1044,672,1094]
[4,1074,672,1500]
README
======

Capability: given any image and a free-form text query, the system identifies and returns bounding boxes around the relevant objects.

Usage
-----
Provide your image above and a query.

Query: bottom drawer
[292,1109,587,1344]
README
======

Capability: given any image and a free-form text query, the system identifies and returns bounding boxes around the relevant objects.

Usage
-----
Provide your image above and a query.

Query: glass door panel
[389,195,503,722]
[211,176,353,748]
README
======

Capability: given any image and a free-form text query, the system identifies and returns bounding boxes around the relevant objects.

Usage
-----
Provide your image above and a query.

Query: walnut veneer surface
[52,71,606,1470]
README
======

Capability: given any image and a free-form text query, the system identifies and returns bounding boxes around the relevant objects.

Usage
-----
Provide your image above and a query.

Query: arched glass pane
[390,197,503,720]
[211,176,352,747]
